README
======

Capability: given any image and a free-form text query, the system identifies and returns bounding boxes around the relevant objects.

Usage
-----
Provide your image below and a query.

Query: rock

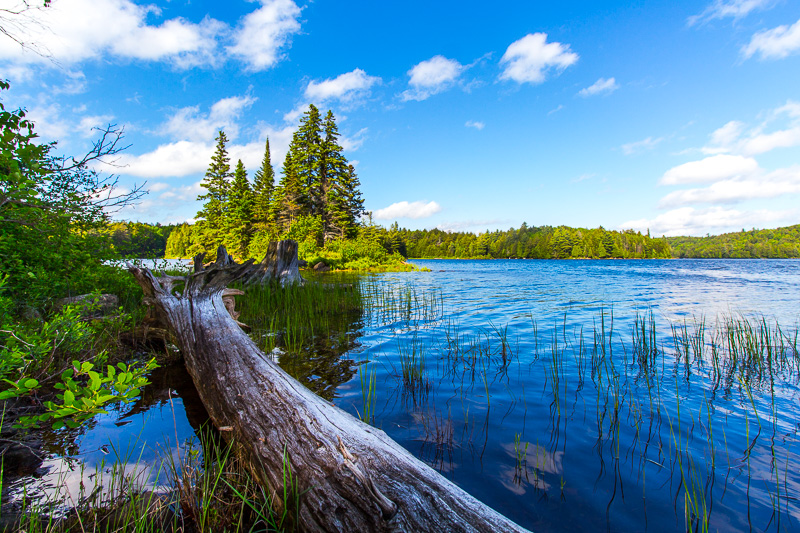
[313,261,330,272]
[298,259,308,268]
[55,293,119,317]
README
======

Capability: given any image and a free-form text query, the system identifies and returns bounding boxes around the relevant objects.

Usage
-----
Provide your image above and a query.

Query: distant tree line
[668,226,800,258]
[391,224,672,259]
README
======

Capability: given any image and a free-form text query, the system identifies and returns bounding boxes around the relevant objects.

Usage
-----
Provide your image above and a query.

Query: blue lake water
[7,259,800,531]
[336,259,800,532]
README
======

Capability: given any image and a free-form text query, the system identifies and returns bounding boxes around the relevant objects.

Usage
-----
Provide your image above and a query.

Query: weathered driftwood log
[128,244,530,533]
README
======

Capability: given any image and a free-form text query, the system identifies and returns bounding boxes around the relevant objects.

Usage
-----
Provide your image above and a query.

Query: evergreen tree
[252,137,274,229]
[328,163,364,239]
[320,110,351,240]
[294,104,323,217]
[224,159,254,259]
[195,131,232,256]
[275,150,305,231]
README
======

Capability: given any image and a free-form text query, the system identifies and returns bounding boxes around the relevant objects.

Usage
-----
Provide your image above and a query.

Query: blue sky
[1,0,799,236]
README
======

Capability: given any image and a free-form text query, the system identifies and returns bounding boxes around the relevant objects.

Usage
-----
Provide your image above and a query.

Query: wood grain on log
[129,243,530,533]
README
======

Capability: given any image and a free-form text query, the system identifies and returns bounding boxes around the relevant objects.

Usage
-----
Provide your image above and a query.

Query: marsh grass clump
[398,335,429,391]
[237,277,363,353]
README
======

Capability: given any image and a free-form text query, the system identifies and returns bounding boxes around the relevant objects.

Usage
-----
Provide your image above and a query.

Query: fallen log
[129,244,530,533]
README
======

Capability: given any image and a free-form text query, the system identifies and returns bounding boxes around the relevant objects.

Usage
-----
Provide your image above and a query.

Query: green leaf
[107,365,116,379]
[52,420,65,430]
[117,362,127,372]
[63,390,75,405]
[61,368,74,380]
[81,361,93,373]
[88,371,101,391]
[23,378,38,389]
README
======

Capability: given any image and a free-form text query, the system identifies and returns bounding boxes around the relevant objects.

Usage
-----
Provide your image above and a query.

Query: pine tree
[320,110,350,240]
[195,131,232,256]
[252,137,274,229]
[224,159,254,259]
[293,104,323,217]
[275,151,305,231]
[333,164,365,239]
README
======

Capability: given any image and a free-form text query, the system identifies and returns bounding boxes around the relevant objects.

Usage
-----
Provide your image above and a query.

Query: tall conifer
[224,159,254,259]
[252,137,274,229]
[275,150,305,230]
[195,131,232,256]
[320,110,350,240]
[293,104,322,216]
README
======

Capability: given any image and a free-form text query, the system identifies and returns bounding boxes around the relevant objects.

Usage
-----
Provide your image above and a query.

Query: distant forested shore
[96,221,800,261]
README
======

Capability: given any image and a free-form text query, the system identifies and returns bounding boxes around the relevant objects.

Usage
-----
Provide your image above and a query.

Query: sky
[1,0,799,237]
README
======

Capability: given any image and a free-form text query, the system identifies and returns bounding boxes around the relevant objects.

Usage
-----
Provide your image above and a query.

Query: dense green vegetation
[0,79,159,440]
[668,225,800,258]
[396,223,672,259]
[165,104,412,271]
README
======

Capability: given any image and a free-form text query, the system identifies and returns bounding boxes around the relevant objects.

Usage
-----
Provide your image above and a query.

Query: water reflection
[1,362,208,516]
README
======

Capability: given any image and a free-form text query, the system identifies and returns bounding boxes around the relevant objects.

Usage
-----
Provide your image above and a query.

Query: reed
[357,360,377,425]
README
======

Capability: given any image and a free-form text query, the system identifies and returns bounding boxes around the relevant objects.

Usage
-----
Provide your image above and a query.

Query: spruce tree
[320,110,350,240]
[294,104,323,217]
[252,137,274,229]
[224,159,254,259]
[275,150,305,231]
[332,164,365,239]
[195,131,232,256]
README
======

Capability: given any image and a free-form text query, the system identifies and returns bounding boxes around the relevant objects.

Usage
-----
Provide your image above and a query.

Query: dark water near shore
[7,259,800,531]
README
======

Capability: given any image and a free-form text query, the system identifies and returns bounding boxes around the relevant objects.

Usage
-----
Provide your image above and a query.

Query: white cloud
[116,116,297,180]
[578,77,619,97]
[0,0,224,67]
[742,17,800,60]
[401,55,464,101]
[373,201,442,220]
[659,166,800,207]
[78,114,115,137]
[228,0,301,71]
[115,141,214,178]
[26,104,71,140]
[499,33,578,85]
[255,123,295,165]
[304,69,381,103]
[340,128,368,152]
[621,136,663,155]
[622,206,791,237]
[161,95,257,142]
[688,0,772,26]
[465,120,485,130]
[702,101,800,156]
[158,181,204,202]
[707,121,745,151]
[660,154,760,185]
[148,182,170,193]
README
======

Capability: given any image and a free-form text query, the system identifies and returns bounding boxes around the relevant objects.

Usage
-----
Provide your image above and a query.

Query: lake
[7,259,800,531]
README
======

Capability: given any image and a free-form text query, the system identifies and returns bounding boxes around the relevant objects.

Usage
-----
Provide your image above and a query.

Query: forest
[163,104,410,271]
[667,225,800,258]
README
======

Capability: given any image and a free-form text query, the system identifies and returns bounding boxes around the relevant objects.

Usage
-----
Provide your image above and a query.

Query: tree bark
[244,240,305,286]
[129,244,530,533]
